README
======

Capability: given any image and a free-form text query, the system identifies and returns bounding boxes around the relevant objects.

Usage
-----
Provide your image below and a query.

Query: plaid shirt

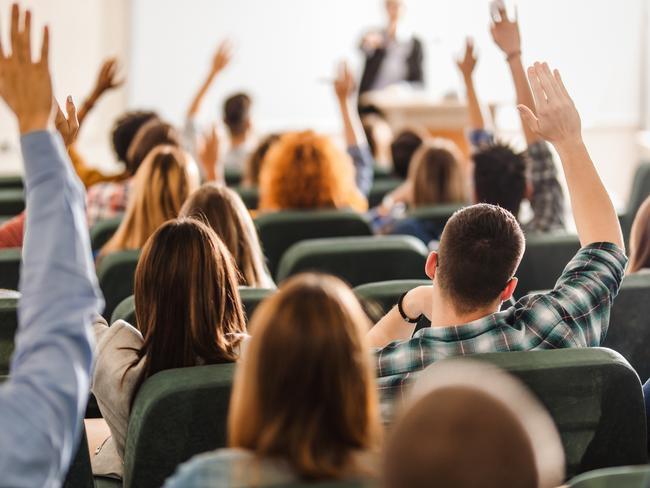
[375,242,627,412]
[86,179,132,228]
[469,129,566,233]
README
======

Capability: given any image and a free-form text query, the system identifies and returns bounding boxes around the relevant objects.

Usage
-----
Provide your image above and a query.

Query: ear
[425,251,438,280]
[524,180,533,201]
[500,277,518,303]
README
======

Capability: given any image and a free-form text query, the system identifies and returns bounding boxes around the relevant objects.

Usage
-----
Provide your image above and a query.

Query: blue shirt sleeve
[347,144,375,196]
[0,131,103,487]
[468,129,494,151]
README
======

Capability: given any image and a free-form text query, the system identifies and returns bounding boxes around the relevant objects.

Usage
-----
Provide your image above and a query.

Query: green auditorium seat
[603,273,650,382]
[111,295,136,326]
[367,178,403,207]
[0,188,24,216]
[255,210,373,278]
[405,203,464,230]
[276,236,429,287]
[516,233,581,297]
[0,248,21,290]
[619,162,650,243]
[280,483,371,488]
[440,348,646,478]
[224,167,242,186]
[354,279,430,316]
[569,466,650,487]
[234,185,259,210]
[117,363,235,488]
[63,426,95,488]
[90,216,123,252]
[372,165,393,180]
[0,297,18,374]
[0,174,23,190]
[97,249,141,319]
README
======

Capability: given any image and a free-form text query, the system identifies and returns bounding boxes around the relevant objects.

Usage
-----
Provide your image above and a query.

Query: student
[0,5,103,484]
[99,145,199,257]
[627,196,650,274]
[384,361,565,488]
[361,112,394,169]
[390,128,424,179]
[90,218,248,478]
[368,62,626,413]
[180,183,275,288]
[241,133,280,188]
[165,273,381,487]
[457,6,565,233]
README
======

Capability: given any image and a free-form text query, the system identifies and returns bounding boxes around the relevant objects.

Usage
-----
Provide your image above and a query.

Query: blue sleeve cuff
[20,131,68,183]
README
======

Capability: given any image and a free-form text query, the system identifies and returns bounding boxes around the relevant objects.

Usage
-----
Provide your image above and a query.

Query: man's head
[473,142,527,217]
[391,129,424,179]
[223,93,252,139]
[385,0,405,24]
[111,111,159,164]
[431,204,525,314]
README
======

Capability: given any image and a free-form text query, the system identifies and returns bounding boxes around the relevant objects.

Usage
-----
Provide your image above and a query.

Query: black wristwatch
[397,292,420,324]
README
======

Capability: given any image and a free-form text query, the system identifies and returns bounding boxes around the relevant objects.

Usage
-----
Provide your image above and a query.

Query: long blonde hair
[100,145,199,257]
[228,273,381,480]
[180,183,274,288]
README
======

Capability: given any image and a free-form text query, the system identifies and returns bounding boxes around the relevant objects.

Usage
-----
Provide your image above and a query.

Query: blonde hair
[180,183,274,288]
[228,273,381,480]
[628,195,650,274]
[100,146,199,257]
[259,131,367,212]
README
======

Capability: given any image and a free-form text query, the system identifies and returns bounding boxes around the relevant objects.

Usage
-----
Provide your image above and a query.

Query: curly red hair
[258,131,367,212]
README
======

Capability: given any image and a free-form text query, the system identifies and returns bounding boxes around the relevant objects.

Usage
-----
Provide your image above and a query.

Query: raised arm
[77,57,124,128]
[518,63,623,249]
[490,4,538,145]
[0,5,103,485]
[186,41,232,119]
[456,39,484,132]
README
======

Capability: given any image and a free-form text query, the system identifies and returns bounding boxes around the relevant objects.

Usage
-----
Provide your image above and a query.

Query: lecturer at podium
[358,0,424,101]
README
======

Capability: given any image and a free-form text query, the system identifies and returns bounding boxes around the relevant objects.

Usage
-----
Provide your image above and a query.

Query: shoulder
[94,320,143,366]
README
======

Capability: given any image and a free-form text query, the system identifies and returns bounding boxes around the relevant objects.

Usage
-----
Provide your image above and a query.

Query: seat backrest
[62,425,95,488]
[111,295,136,326]
[0,175,23,190]
[281,483,371,488]
[0,188,25,216]
[97,249,141,319]
[233,185,259,210]
[368,178,403,207]
[568,465,650,487]
[123,363,235,488]
[255,210,373,278]
[354,279,430,316]
[406,203,464,230]
[443,348,647,478]
[603,273,650,382]
[90,216,123,253]
[0,297,18,374]
[621,162,650,240]
[516,233,581,296]
[276,236,429,287]
[0,248,21,291]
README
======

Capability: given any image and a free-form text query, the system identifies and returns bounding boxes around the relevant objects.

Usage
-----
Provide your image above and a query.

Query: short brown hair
[228,273,381,480]
[437,204,524,313]
[223,93,251,137]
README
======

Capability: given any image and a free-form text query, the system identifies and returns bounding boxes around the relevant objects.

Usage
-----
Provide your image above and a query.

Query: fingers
[66,95,79,134]
[517,104,540,133]
[553,68,571,100]
[39,25,48,65]
[21,9,31,63]
[0,10,5,61]
[527,65,546,108]
[10,4,19,60]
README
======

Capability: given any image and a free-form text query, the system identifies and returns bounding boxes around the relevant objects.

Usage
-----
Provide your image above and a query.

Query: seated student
[89,218,248,478]
[241,133,281,188]
[627,195,650,274]
[0,6,103,484]
[368,62,626,413]
[362,111,394,170]
[458,7,565,233]
[389,128,424,180]
[85,112,164,226]
[180,183,275,288]
[164,273,381,487]
[98,145,199,258]
[384,360,565,488]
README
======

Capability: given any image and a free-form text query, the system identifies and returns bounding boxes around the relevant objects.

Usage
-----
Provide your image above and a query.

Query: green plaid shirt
[375,242,627,409]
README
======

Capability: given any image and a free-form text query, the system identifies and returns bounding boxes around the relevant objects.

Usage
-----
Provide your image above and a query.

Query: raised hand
[0,4,53,134]
[92,58,124,97]
[197,124,220,182]
[456,38,477,79]
[55,96,79,147]
[334,61,356,101]
[518,62,582,147]
[490,2,521,58]
[211,40,233,75]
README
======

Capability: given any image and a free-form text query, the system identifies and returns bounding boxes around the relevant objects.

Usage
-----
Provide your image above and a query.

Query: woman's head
[101,146,200,255]
[125,119,182,176]
[242,133,281,187]
[111,110,159,164]
[628,196,650,273]
[229,273,380,480]
[180,183,272,288]
[133,218,247,387]
[408,139,467,207]
[259,131,366,211]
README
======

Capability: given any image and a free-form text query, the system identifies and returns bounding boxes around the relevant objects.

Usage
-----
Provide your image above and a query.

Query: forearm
[368,306,416,348]
[338,97,366,147]
[187,72,217,118]
[77,91,99,128]
[463,74,485,130]
[555,139,623,249]
[508,55,539,145]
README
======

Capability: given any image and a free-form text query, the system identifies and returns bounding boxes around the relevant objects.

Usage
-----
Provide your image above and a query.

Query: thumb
[66,95,79,136]
[517,104,539,132]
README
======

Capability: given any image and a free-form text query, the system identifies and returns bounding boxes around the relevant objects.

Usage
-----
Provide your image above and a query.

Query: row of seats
[51,347,646,488]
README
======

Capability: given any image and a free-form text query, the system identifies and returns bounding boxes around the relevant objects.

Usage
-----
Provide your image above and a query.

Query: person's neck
[229,132,248,149]
[428,284,500,328]
[386,21,398,40]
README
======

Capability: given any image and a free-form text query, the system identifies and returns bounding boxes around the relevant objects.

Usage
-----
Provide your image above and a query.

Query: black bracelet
[397,292,420,324]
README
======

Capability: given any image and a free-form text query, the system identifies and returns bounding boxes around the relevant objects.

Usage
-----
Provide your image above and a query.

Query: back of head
[223,93,252,137]
[133,218,246,390]
[437,204,525,314]
[391,129,424,179]
[111,110,159,164]
[259,130,361,211]
[628,195,650,273]
[384,360,565,488]
[180,183,271,288]
[125,119,182,175]
[408,139,467,207]
[473,143,527,217]
[243,133,281,187]
[101,146,199,255]
[229,273,380,480]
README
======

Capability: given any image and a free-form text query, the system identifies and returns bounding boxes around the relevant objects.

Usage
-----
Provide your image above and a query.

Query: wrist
[553,137,586,157]
[19,116,51,135]
[506,50,522,62]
